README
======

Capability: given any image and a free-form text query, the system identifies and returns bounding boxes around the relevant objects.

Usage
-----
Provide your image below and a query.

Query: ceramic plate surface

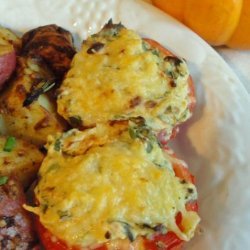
[1,0,250,249]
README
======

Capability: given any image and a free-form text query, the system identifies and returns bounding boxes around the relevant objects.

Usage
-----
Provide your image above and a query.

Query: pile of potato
[0,25,75,248]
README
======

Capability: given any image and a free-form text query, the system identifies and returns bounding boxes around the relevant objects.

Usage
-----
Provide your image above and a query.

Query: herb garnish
[123,222,134,242]
[3,136,16,152]
[23,80,56,106]
[128,118,155,153]
[0,176,8,185]
[58,210,70,220]
[54,138,61,152]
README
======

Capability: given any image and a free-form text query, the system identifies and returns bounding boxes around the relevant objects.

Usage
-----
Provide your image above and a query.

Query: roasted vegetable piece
[0,177,37,249]
[0,26,21,51]
[0,56,66,145]
[0,135,44,189]
[0,27,21,90]
[22,24,76,80]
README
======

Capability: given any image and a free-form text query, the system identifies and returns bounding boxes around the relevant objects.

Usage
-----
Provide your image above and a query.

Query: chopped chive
[3,136,16,152]
[0,176,8,185]
[128,127,137,139]
[151,49,160,57]
[23,80,56,107]
[122,223,134,242]
[146,142,153,153]
[58,210,70,219]
[54,139,61,152]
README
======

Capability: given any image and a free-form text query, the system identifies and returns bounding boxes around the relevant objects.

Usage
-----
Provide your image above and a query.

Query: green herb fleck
[58,210,70,220]
[23,80,56,107]
[0,176,8,185]
[3,136,16,152]
[122,222,134,242]
[146,142,153,153]
[129,127,137,139]
[142,41,149,51]
[54,139,61,152]
[46,164,60,173]
[151,49,160,57]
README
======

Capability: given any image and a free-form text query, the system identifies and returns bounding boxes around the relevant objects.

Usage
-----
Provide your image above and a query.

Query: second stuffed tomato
[25,121,200,250]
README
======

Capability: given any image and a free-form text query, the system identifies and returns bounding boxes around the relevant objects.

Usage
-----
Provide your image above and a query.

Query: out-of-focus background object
[152,0,250,49]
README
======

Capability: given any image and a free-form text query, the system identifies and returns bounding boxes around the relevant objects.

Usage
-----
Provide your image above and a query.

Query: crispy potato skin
[22,24,76,80]
[0,56,66,145]
[0,136,44,189]
[0,177,37,249]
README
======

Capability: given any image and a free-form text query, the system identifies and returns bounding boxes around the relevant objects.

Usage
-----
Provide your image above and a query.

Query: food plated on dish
[0,20,200,249]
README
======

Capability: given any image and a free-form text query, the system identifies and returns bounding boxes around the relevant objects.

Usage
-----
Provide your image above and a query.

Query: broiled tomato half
[35,154,198,250]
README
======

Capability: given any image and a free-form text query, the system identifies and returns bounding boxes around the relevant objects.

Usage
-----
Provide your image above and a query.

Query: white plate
[1,0,250,249]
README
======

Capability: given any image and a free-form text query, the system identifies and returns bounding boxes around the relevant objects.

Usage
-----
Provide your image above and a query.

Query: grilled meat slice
[22,24,76,80]
[0,177,37,250]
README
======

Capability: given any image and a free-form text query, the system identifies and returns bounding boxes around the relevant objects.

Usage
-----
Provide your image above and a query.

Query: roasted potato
[0,56,66,145]
[0,27,21,89]
[0,26,21,51]
[22,24,75,80]
[0,135,44,188]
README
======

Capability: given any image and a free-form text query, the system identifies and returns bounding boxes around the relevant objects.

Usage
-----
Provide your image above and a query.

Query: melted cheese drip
[25,125,200,248]
[57,26,191,137]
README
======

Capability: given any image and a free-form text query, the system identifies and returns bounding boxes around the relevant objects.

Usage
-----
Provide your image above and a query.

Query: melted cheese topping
[57,25,191,139]
[25,124,200,248]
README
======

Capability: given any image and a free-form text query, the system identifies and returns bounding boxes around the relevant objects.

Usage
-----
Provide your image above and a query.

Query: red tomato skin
[143,232,184,250]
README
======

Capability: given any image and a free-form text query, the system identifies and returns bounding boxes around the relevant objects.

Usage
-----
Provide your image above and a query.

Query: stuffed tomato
[25,122,200,249]
[57,20,195,143]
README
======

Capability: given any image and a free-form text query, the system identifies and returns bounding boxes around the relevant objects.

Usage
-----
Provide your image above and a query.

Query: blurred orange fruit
[152,0,250,49]
[226,0,250,48]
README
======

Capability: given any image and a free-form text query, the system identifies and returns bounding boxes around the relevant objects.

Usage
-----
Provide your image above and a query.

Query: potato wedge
[0,135,44,188]
[0,56,66,145]
[0,26,21,51]
[22,24,75,80]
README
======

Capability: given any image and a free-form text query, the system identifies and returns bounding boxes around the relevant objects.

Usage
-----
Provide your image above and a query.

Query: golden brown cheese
[57,23,191,139]
[25,123,200,248]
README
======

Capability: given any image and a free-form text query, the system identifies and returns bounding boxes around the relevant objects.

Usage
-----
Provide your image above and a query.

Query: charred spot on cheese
[68,115,83,128]
[25,123,200,248]
[87,42,105,54]
[57,22,192,141]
